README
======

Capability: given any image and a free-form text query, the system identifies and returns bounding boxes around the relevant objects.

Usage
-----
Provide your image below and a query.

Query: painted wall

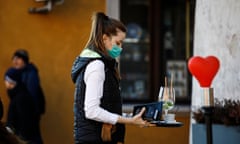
[0,1,105,143]
[0,1,190,144]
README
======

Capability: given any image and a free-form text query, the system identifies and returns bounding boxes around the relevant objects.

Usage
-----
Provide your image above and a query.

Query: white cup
[163,113,176,123]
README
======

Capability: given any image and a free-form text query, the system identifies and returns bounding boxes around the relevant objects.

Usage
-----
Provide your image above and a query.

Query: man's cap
[12,49,29,63]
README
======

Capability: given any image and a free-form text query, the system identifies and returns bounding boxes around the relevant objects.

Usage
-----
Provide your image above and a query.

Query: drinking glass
[158,86,175,116]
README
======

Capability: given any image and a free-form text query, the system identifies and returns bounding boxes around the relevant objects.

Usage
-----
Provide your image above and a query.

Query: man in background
[12,49,45,144]
[0,96,25,144]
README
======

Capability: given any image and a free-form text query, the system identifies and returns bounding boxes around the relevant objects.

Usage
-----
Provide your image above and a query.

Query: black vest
[73,57,124,144]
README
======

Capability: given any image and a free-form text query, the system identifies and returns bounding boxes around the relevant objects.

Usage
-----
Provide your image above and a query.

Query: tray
[150,120,183,127]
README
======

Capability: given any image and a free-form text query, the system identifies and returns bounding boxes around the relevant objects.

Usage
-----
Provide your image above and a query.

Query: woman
[4,67,38,144]
[71,12,151,144]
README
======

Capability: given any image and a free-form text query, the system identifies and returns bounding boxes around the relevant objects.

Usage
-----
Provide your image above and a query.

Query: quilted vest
[73,57,123,143]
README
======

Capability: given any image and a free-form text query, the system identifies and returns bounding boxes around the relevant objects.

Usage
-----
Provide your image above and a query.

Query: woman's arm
[117,107,151,127]
[84,60,119,124]
[84,60,151,127]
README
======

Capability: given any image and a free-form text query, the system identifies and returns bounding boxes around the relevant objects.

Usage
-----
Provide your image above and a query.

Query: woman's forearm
[117,116,133,124]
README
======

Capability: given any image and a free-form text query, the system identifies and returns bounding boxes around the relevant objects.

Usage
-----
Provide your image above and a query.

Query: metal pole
[202,106,214,144]
[201,88,214,144]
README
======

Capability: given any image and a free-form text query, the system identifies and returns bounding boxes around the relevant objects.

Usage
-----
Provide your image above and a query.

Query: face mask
[107,45,123,58]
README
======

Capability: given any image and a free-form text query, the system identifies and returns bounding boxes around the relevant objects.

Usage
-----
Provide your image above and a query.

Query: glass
[158,86,175,115]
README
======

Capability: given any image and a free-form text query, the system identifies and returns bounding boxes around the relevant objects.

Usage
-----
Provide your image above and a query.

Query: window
[107,0,195,104]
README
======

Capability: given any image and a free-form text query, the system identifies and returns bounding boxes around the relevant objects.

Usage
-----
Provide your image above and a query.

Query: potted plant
[192,99,240,144]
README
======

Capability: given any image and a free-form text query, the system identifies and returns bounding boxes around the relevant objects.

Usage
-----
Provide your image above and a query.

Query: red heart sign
[188,56,220,87]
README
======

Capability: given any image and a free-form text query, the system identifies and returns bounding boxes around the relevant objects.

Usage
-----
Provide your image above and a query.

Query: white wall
[192,0,240,108]
[106,0,120,19]
[190,1,240,143]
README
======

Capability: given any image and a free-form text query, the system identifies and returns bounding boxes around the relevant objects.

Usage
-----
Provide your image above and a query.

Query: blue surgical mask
[107,45,122,58]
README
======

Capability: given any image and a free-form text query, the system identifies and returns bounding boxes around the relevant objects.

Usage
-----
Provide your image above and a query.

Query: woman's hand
[131,107,147,126]
[131,107,155,127]
[117,107,155,127]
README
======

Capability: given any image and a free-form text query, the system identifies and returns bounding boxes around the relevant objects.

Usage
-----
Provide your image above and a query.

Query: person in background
[0,122,25,144]
[4,67,39,144]
[0,97,3,120]
[0,97,25,144]
[12,49,45,144]
[71,12,152,144]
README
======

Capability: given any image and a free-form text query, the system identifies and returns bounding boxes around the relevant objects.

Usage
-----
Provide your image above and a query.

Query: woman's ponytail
[86,12,126,55]
[91,12,110,53]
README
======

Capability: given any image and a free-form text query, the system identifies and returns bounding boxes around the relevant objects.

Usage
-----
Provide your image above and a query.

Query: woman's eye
[116,42,121,46]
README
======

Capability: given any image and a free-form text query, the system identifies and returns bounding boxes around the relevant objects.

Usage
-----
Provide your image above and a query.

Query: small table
[150,121,183,127]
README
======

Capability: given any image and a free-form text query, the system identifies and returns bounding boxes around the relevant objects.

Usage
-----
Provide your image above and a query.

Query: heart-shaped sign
[188,56,220,87]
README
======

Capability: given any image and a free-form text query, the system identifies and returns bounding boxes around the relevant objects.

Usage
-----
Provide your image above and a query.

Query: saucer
[150,120,183,127]
[165,120,176,123]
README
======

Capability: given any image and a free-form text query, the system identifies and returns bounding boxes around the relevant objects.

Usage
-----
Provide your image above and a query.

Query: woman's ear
[103,34,112,49]
[102,34,108,43]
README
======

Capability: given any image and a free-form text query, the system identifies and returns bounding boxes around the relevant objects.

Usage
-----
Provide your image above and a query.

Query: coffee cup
[163,113,176,123]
